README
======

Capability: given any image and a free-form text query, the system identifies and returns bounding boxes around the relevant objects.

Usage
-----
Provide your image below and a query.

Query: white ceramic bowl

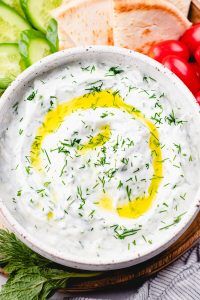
[0,46,199,271]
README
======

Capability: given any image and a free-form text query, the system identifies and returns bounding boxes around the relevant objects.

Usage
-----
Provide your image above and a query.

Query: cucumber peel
[19,29,52,67]
[2,0,25,17]
[20,0,62,33]
[46,18,59,53]
[0,43,25,89]
[0,1,31,43]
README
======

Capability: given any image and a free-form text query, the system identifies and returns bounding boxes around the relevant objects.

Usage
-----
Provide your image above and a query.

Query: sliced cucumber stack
[20,0,62,33]
[0,43,25,89]
[2,0,25,17]
[0,1,31,43]
[0,0,60,92]
[19,29,52,67]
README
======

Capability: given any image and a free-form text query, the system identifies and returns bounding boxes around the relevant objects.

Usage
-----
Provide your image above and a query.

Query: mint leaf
[0,267,45,300]
[0,230,101,299]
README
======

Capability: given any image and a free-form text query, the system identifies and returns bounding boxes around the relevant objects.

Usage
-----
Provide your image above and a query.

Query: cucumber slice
[19,29,52,67]
[0,43,25,89]
[2,0,25,17]
[20,0,62,33]
[0,1,31,43]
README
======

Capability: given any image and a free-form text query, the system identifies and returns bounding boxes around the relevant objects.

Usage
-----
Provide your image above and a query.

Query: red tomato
[180,23,200,53]
[191,62,200,78]
[149,40,190,63]
[162,55,200,94]
[195,91,200,105]
[194,45,200,65]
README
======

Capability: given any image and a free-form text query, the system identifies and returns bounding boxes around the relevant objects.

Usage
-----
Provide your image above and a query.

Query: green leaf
[46,19,59,52]
[0,267,46,300]
[0,230,101,300]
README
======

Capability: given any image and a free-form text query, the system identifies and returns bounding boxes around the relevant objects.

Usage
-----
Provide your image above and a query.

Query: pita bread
[52,0,113,48]
[51,1,77,49]
[57,25,76,50]
[167,0,191,16]
[113,0,191,54]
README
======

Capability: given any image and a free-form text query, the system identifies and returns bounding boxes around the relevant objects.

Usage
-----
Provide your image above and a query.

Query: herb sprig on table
[0,229,100,300]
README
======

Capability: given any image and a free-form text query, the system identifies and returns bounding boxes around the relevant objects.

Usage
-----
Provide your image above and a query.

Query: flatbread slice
[113,0,191,54]
[51,1,77,49]
[52,0,113,48]
[57,23,76,50]
[167,0,191,16]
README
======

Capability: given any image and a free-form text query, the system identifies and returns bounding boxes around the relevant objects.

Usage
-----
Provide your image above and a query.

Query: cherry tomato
[191,62,200,78]
[149,40,190,63]
[162,55,200,94]
[195,91,200,105]
[180,23,200,53]
[194,45,200,65]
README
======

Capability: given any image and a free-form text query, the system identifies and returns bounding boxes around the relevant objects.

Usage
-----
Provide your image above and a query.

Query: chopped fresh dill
[81,65,96,73]
[165,110,186,126]
[43,149,51,164]
[25,166,31,174]
[111,224,141,240]
[85,80,103,93]
[174,143,182,154]
[159,212,186,230]
[117,180,123,189]
[121,158,129,165]
[17,190,22,197]
[126,185,132,201]
[106,66,124,76]
[27,90,37,101]
[77,186,86,210]
[19,129,23,135]
[98,176,106,192]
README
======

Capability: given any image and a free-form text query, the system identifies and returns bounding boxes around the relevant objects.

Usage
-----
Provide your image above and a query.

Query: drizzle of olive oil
[31,90,163,219]
[47,211,54,220]
[100,194,113,211]
[79,125,111,154]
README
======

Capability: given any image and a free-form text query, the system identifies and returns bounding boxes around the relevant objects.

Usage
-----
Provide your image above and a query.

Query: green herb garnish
[106,66,124,76]
[27,90,37,101]
[0,230,100,300]
[159,212,186,230]
[111,225,140,240]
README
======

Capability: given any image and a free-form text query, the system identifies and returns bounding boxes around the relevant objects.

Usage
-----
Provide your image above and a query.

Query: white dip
[0,59,199,264]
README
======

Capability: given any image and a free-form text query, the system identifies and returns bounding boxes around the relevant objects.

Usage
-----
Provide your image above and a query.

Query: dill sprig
[159,212,186,230]
[106,66,124,76]
[111,225,141,240]
[165,110,186,126]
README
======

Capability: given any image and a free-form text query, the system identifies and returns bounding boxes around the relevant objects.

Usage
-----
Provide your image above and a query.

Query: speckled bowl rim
[0,46,199,271]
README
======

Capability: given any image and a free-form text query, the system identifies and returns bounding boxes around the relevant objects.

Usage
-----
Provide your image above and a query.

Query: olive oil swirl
[30,90,163,218]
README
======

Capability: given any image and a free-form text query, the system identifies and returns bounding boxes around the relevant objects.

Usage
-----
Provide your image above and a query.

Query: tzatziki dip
[0,57,199,265]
